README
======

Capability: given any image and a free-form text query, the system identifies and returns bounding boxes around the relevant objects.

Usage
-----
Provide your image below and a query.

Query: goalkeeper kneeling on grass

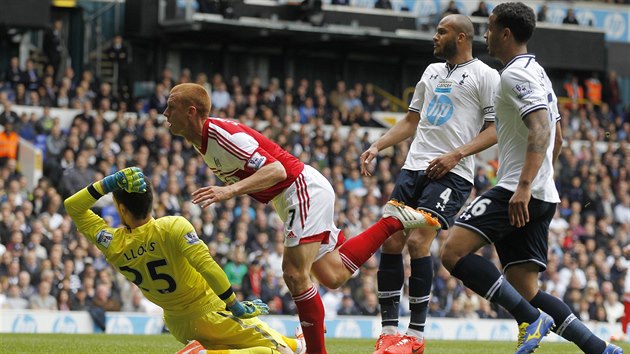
[65,167,305,354]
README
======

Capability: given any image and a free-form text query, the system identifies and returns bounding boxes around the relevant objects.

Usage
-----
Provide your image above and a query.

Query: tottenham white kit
[406,58,500,184]
[494,54,560,203]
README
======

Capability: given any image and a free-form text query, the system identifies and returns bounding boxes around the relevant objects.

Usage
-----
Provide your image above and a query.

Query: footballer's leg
[372,230,406,354]
[284,241,327,354]
[313,205,439,290]
[383,227,438,354]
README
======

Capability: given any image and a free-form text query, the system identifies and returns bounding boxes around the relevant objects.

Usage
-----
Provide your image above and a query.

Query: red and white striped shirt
[197,118,304,203]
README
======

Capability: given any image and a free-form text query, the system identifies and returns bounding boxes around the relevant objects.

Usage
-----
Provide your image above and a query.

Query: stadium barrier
[1,309,625,342]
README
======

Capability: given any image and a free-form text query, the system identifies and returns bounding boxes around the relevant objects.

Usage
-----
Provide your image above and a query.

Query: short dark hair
[112,179,153,220]
[492,2,536,43]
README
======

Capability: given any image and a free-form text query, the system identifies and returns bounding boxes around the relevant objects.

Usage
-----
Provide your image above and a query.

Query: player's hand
[228,299,269,319]
[191,185,235,208]
[426,151,460,180]
[509,185,531,228]
[102,167,147,194]
[360,145,379,176]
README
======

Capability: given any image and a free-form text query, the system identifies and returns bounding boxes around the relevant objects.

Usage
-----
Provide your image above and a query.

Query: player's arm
[426,121,497,180]
[360,110,420,176]
[174,221,268,318]
[552,120,562,166]
[510,108,551,228]
[192,160,286,208]
[64,179,112,243]
[225,160,286,196]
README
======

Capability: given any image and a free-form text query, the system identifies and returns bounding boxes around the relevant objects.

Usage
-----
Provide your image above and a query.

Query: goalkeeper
[65,167,304,354]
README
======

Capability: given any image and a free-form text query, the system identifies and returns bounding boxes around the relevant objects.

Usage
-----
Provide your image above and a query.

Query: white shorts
[272,165,344,261]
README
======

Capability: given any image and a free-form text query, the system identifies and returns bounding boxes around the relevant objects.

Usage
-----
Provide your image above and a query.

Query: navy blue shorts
[454,186,556,271]
[390,169,472,230]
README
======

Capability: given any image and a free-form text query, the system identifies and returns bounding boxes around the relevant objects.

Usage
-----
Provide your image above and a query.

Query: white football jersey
[494,54,560,203]
[406,58,500,183]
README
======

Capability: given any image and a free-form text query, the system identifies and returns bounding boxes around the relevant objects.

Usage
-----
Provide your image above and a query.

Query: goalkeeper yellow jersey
[65,186,235,320]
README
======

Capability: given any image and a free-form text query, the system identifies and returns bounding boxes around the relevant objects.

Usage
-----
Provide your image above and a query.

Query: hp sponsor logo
[265,318,288,336]
[547,8,567,24]
[425,95,454,126]
[490,323,513,340]
[106,316,133,334]
[12,314,37,333]
[576,11,596,27]
[144,317,164,334]
[604,13,626,39]
[334,320,362,338]
[425,322,443,339]
[53,315,78,333]
[456,322,477,340]
[417,1,436,17]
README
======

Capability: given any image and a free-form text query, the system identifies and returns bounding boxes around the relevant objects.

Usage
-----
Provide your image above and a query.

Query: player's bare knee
[407,233,434,258]
[439,242,459,272]
[324,274,348,290]
[381,233,406,253]
[282,268,309,293]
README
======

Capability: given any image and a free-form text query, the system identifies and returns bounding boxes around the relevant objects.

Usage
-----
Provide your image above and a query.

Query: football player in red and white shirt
[164,83,439,354]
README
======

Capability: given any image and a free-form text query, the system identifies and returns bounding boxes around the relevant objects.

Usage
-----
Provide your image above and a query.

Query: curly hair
[492,2,536,43]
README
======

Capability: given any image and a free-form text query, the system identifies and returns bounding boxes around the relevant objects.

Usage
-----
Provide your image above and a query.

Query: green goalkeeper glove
[102,167,147,194]
[227,299,269,319]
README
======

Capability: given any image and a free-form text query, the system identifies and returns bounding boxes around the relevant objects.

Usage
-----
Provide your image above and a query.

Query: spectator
[23,59,40,92]
[29,280,57,310]
[4,284,29,309]
[471,1,489,17]
[0,100,19,127]
[43,20,65,80]
[4,57,24,90]
[584,73,602,106]
[537,4,548,22]
[57,289,71,311]
[148,83,168,113]
[442,0,460,17]
[338,294,361,315]
[105,34,130,91]
[210,82,231,111]
[374,0,392,10]
[0,123,20,166]
[563,8,580,25]
[58,151,96,199]
[223,247,248,291]
[358,292,379,316]
[603,70,622,114]
[90,283,121,312]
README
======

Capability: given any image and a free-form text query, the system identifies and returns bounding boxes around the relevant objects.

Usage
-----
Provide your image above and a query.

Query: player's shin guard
[338,218,403,273]
[377,253,404,332]
[293,285,327,354]
[408,256,433,335]
[530,290,606,354]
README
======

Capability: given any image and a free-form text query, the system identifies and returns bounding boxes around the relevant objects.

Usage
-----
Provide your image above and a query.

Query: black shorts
[454,186,556,272]
[390,169,472,230]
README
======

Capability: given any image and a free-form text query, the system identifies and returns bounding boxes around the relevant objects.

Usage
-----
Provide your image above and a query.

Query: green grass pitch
[1,333,629,353]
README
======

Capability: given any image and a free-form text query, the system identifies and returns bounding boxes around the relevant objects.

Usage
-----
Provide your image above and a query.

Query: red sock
[622,299,630,334]
[338,217,403,273]
[293,286,327,354]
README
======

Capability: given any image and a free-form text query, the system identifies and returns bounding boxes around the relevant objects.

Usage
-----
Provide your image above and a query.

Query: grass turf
[1,333,629,353]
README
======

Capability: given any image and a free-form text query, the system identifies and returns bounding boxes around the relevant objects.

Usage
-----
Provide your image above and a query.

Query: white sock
[382,326,399,335]
[406,328,423,340]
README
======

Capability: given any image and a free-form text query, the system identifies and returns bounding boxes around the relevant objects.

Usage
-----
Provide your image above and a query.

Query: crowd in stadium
[0,25,629,333]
